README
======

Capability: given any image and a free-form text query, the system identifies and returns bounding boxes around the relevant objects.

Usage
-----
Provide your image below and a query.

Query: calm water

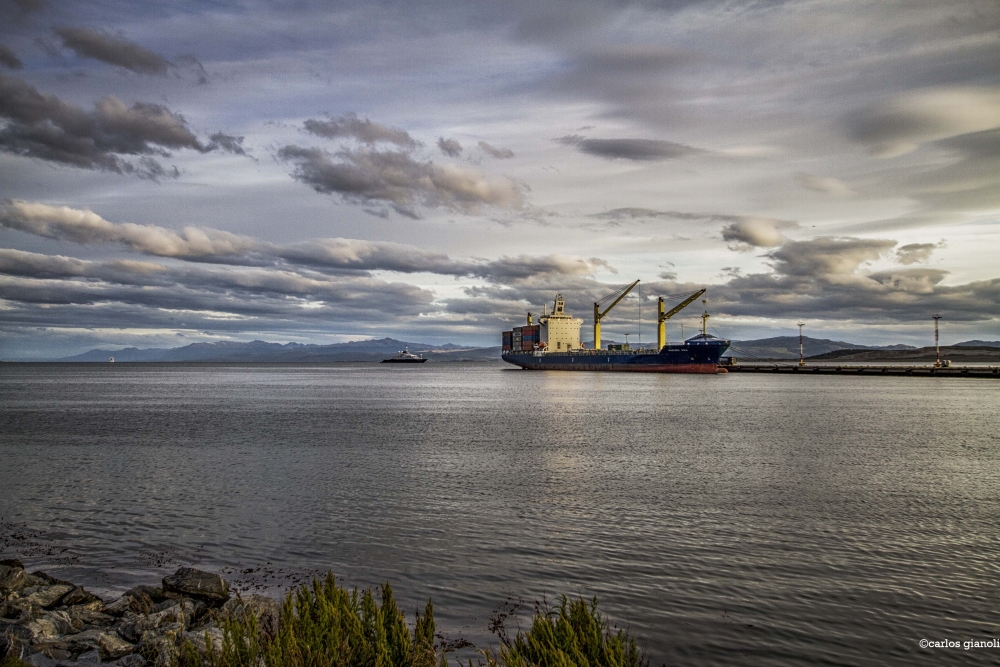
[1,363,999,665]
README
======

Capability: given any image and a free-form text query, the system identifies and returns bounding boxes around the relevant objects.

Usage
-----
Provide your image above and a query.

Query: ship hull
[502,341,729,373]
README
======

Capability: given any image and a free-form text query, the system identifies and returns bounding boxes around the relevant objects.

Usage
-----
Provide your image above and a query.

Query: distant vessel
[109,357,115,363]
[381,348,428,363]
[502,286,729,373]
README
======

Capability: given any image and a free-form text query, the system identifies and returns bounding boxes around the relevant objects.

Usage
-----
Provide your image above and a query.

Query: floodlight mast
[932,315,942,367]
[798,323,805,367]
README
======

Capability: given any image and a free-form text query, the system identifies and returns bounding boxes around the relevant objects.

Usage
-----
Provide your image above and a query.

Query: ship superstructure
[501,285,729,373]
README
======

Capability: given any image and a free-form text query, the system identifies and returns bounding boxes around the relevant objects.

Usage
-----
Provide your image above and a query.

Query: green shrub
[179,578,645,667]
[180,574,441,667]
[486,597,646,667]
[0,656,33,667]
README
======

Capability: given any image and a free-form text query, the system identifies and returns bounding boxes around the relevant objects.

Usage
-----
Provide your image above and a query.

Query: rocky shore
[1,559,277,667]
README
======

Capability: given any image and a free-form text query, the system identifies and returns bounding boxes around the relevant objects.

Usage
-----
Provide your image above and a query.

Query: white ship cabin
[539,294,583,352]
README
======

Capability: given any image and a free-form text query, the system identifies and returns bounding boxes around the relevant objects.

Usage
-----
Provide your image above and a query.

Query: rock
[24,585,74,610]
[1,618,34,642]
[60,586,102,608]
[68,604,115,630]
[137,636,178,667]
[116,654,148,667]
[25,652,58,667]
[0,563,27,594]
[104,594,140,617]
[24,610,74,640]
[61,627,105,653]
[126,586,167,604]
[222,594,280,633]
[98,632,135,661]
[162,568,229,606]
[0,559,24,569]
[78,649,101,661]
[4,597,39,621]
[181,626,224,655]
[1,628,30,661]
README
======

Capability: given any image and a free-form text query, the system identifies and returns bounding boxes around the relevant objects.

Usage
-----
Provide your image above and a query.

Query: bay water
[1,363,998,665]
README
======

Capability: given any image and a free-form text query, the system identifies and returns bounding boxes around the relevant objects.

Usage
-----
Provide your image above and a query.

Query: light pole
[798,323,805,367]
[932,315,942,367]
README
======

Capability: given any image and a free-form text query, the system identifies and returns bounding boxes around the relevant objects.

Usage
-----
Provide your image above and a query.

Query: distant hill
[807,346,1000,363]
[954,340,1000,348]
[724,336,917,360]
[56,338,502,363]
[42,335,1000,363]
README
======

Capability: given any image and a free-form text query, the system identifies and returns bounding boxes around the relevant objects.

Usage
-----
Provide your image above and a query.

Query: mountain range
[36,336,1000,363]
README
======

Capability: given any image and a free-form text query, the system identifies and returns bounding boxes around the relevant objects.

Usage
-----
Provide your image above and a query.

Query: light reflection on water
[1,363,999,666]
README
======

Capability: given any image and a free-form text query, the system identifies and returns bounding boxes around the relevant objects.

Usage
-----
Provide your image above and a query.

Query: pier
[723,363,1000,378]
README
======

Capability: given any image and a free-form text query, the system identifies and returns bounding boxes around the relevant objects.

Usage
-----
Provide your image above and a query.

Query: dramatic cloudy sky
[1,0,998,358]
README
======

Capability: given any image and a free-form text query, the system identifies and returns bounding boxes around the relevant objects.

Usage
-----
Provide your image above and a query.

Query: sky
[0,0,998,358]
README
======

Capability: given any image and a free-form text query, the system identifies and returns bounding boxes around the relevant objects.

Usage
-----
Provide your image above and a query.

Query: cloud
[437,137,462,157]
[722,218,798,250]
[593,208,791,226]
[478,141,514,159]
[303,113,418,148]
[0,200,604,284]
[0,200,262,259]
[0,44,22,69]
[846,87,1000,158]
[0,73,229,177]
[278,145,523,216]
[55,27,172,75]
[698,236,1000,325]
[556,135,702,161]
[766,237,896,277]
[795,173,854,196]
[895,242,938,265]
[207,132,247,155]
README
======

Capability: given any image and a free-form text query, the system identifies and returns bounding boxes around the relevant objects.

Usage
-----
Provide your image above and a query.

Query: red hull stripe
[510,363,725,374]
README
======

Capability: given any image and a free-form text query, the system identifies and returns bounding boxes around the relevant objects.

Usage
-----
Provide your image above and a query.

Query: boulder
[23,610,74,640]
[222,594,280,632]
[98,632,135,661]
[0,559,24,569]
[25,652,58,667]
[125,586,167,604]
[116,654,148,667]
[181,626,224,655]
[162,568,229,606]
[60,586,103,608]
[137,636,178,667]
[68,604,115,630]
[24,584,73,610]
[105,594,143,617]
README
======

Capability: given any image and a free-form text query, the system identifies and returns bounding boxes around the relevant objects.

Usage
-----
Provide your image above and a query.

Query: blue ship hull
[502,337,730,373]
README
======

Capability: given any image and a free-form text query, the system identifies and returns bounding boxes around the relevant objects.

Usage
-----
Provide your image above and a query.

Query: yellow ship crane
[657,288,706,350]
[593,279,640,350]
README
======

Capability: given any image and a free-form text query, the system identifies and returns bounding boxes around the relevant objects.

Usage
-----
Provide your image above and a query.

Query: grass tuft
[179,573,442,667]
[486,597,647,667]
[178,576,646,667]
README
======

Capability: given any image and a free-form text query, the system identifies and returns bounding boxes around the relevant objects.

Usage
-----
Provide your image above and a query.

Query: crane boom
[657,288,706,350]
[593,279,640,350]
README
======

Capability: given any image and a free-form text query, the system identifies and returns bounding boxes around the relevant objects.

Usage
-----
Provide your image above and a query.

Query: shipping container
[502,331,512,352]
[512,330,522,349]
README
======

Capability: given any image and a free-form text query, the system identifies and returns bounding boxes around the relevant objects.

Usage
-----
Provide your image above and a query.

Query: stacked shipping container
[520,325,540,351]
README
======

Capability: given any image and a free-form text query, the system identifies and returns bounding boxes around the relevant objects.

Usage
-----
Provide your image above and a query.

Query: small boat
[381,348,427,363]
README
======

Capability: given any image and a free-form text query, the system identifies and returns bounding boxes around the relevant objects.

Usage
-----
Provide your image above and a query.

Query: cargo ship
[501,283,729,373]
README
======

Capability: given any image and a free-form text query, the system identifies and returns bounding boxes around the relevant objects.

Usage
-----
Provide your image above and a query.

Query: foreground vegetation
[179,573,646,667]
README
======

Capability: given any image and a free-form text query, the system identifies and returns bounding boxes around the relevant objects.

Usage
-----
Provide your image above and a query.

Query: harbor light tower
[798,323,805,367]
[932,314,942,368]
